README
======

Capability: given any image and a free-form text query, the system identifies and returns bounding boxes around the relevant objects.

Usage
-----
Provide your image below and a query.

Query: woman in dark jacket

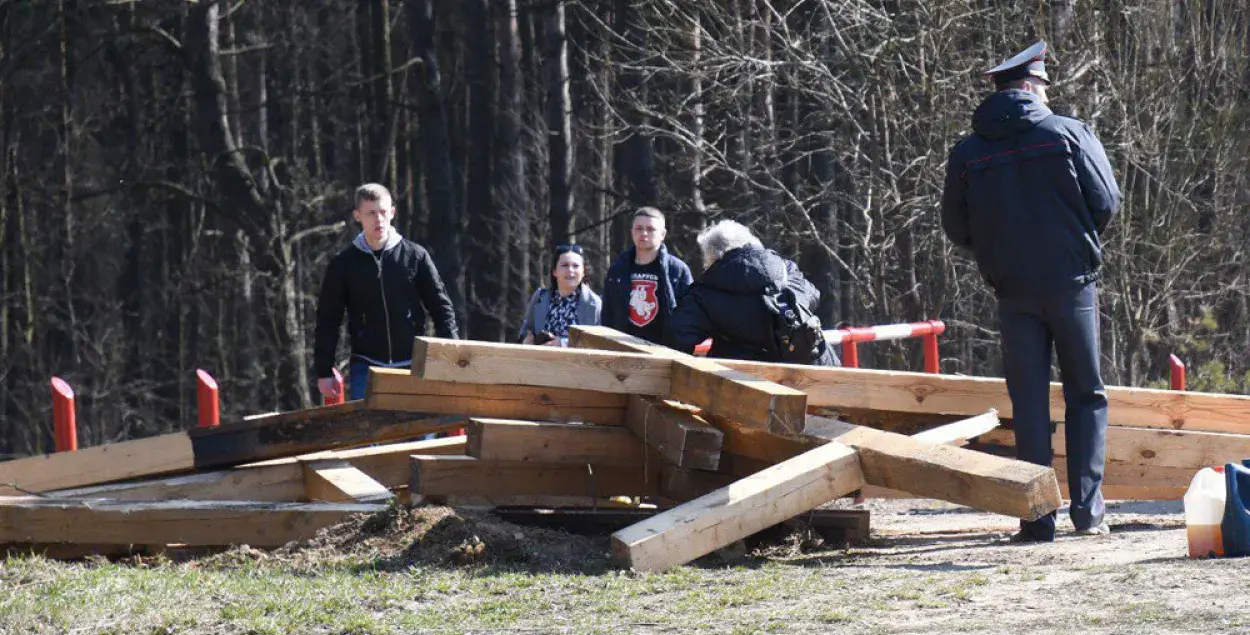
[665,220,838,365]
[518,244,603,346]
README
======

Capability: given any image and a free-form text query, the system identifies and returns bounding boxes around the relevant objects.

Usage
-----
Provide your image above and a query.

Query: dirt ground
[264,497,1250,633]
[813,497,1250,634]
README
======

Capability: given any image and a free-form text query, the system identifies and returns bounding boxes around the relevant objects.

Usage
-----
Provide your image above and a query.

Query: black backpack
[762,276,827,365]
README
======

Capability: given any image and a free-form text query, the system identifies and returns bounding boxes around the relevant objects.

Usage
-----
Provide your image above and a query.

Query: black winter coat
[313,235,458,378]
[941,90,1121,296]
[665,245,837,365]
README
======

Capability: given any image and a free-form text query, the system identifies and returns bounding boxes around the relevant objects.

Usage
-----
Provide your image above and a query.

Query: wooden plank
[802,416,1060,520]
[911,410,1001,444]
[979,424,1250,471]
[367,369,627,425]
[0,498,386,547]
[568,325,682,357]
[572,326,1250,436]
[466,419,650,465]
[412,337,672,394]
[302,460,393,503]
[972,439,1192,500]
[50,437,466,504]
[444,495,641,509]
[0,433,195,496]
[326,437,466,487]
[243,436,467,488]
[568,326,809,435]
[858,410,1000,499]
[410,456,660,497]
[48,464,307,502]
[670,358,808,435]
[624,396,723,470]
[189,408,468,469]
[492,506,868,544]
[0,406,466,496]
[610,441,865,571]
[726,360,1250,435]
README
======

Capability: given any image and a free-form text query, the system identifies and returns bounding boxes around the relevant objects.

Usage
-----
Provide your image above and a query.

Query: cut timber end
[624,396,723,471]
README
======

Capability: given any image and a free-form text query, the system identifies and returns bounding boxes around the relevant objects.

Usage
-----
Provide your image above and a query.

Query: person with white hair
[665,220,838,366]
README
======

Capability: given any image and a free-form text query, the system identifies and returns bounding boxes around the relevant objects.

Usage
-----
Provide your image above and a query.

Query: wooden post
[51,377,77,453]
[923,333,940,374]
[841,340,859,368]
[196,369,220,428]
[1170,354,1186,391]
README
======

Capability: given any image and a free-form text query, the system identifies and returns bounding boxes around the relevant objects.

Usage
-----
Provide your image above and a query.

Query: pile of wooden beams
[4,325,1248,569]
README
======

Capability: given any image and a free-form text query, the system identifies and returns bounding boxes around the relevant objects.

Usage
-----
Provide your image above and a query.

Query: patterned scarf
[543,287,581,337]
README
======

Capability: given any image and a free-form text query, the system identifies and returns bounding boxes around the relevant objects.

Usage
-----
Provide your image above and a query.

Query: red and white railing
[693,319,947,373]
[828,319,945,373]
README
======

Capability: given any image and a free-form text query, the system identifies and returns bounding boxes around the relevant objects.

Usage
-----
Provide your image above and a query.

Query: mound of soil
[272,503,612,573]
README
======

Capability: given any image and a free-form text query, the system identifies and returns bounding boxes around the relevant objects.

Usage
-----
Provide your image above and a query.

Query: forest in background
[1,0,1247,456]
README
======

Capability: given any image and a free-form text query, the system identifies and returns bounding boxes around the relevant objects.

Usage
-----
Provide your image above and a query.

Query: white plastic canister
[1183,466,1226,558]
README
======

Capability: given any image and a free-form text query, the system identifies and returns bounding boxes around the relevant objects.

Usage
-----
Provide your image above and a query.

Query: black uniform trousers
[998,282,1108,540]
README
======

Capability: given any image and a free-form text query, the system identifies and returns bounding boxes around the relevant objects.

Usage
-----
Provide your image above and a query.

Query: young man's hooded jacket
[313,231,458,378]
[941,89,1120,296]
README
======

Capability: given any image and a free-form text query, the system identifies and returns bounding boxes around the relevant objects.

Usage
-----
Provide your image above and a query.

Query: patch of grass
[817,609,854,623]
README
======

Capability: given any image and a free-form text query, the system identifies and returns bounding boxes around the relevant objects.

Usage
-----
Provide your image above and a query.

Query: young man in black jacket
[314,183,459,401]
[942,42,1121,542]
[601,207,694,344]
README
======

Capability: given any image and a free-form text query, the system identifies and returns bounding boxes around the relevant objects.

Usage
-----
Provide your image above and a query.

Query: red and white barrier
[693,319,945,373]
[826,320,945,373]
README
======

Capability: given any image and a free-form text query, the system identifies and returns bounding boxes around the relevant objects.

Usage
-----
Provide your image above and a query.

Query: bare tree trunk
[373,0,397,187]
[546,0,573,249]
[465,0,502,341]
[690,13,706,220]
[612,0,656,207]
[497,0,529,337]
[57,0,78,369]
[409,0,464,329]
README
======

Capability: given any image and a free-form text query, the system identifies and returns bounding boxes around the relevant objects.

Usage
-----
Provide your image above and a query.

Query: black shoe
[1008,529,1054,544]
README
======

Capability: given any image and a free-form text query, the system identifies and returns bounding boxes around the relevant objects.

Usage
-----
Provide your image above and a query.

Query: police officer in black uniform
[941,42,1122,542]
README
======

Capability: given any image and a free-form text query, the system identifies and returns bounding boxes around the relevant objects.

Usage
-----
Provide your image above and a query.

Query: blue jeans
[347,359,373,401]
[349,358,437,439]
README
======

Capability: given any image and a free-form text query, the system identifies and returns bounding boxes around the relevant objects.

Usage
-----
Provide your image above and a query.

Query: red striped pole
[51,377,78,453]
[1169,354,1186,391]
[196,369,220,428]
[825,320,946,372]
